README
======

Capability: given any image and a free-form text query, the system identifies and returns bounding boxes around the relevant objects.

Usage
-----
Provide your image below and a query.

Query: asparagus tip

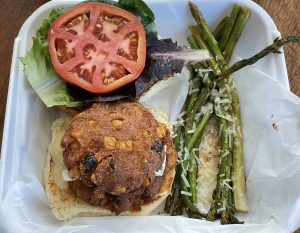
[217,35,300,81]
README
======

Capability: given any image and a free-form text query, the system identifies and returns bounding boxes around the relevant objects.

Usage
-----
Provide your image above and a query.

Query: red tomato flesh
[48,2,146,94]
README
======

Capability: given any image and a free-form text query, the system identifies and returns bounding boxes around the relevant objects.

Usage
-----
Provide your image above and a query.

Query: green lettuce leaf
[36,8,66,43]
[20,8,83,107]
[20,37,82,108]
[119,0,155,20]
[117,0,157,35]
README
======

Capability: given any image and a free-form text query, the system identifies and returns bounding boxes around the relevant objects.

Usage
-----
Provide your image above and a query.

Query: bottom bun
[44,118,177,220]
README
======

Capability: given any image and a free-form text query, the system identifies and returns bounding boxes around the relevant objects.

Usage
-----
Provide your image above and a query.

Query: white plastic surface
[1,0,299,233]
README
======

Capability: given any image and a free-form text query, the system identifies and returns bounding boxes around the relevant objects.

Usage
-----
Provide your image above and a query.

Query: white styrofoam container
[0,0,291,231]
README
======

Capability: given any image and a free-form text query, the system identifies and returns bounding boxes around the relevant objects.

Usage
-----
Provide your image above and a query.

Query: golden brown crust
[44,125,177,220]
[61,101,173,214]
[55,106,83,117]
[44,102,177,219]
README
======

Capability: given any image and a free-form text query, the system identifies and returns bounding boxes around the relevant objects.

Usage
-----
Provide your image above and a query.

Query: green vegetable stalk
[223,7,251,63]
[184,87,210,139]
[213,16,229,41]
[188,147,198,204]
[218,4,241,52]
[231,86,249,213]
[189,2,226,67]
[218,35,300,80]
[179,102,213,218]
[189,1,248,224]
[189,26,222,76]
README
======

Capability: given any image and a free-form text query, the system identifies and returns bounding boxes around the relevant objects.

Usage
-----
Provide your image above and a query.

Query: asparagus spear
[187,35,213,91]
[213,16,230,41]
[166,64,205,214]
[219,111,241,224]
[190,36,236,225]
[189,34,231,222]
[179,160,202,215]
[187,35,213,87]
[165,166,183,215]
[187,34,200,50]
[184,87,210,139]
[218,4,241,51]
[218,35,300,80]
[186,36,216,205]
[166,94,189,214]
[189,26,222,76]
[186,68,202,114]
[173,109,186,150]
[179,103,213,217]
[173,70,198,150]
[217,7,252,214]
[189,2,226,67]
[223,7,251,62]
[192,63,213,86]
[207,91,233,221]
[187,38,215,205]
[189,1,248,223]
[188,146,199,204]
[218,7,251,212]
[185,102,213,150]
[231,86,249,212]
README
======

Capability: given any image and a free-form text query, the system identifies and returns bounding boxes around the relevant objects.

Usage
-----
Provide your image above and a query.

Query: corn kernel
[121,107,127,115]
[114,185,126,193]
[88,120,95,126]
[103,136,117,149]
[117,140,133,151]
[111,119,123,129]
[157,123,167,138]
[69,166,80,179]
[142,130,151,137]
[70,129,83,138]
[143,177,150,187]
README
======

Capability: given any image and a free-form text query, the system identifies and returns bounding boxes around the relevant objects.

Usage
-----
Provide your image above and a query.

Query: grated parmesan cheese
[189,88,200,95]
[184,147,190,161]
[195,112,202,121]
[181,172,190,187]
[189,78,197,86]
[187,129,196,134]
[193,151,201,165]
[171,133,178,139]
[216,113,235,122]
[222,179,232,190]
[178,111,187,119]
[236,125,243,138]
[202,73,209,83]
[217,207,226,214]
[221,149,229,158]
[181,191,192,196]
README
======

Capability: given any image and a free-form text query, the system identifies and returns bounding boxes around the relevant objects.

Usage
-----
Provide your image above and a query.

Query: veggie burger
[29,1,178,220]
[45,101,177,220]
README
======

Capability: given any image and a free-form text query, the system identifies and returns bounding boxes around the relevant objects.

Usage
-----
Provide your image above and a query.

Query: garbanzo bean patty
[61,101,176,214]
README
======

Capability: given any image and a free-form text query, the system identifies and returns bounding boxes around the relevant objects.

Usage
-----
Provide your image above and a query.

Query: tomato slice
[48,2,146,94]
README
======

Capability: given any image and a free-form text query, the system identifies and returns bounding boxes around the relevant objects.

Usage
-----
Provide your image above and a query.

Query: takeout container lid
[0,0,290,230]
